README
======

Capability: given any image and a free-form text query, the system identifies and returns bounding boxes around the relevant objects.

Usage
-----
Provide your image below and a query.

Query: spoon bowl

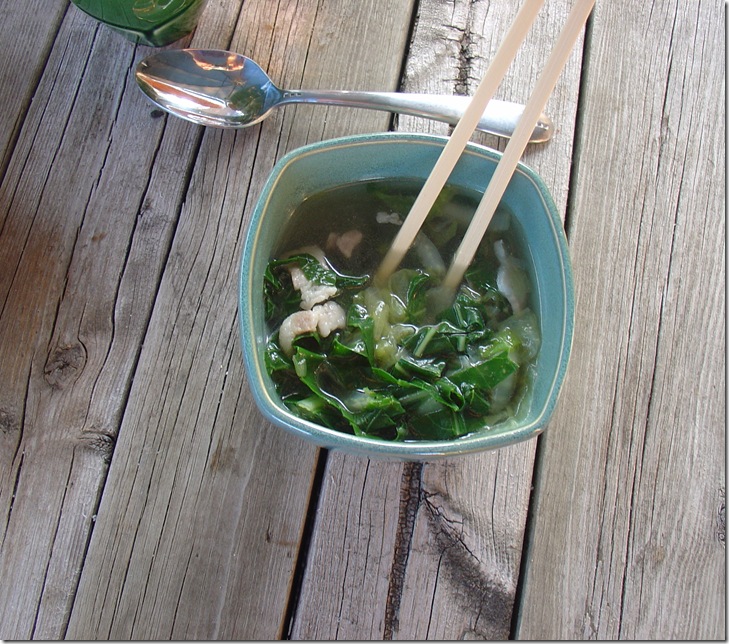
[136,49,554,142]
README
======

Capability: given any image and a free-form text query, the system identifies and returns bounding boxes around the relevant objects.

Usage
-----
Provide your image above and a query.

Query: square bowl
[239,132,574,460]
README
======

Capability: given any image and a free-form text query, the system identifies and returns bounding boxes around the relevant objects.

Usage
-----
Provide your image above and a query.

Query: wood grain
[0,16,154,640]
[64,0,415,639]
[290,0,585,639]
[516,0,725,639]
[0,2,227,639]
[0,0,723,640]
[0,0,68,177]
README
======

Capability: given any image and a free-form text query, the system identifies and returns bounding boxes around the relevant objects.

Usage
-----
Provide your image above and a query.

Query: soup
[262,179,541,441]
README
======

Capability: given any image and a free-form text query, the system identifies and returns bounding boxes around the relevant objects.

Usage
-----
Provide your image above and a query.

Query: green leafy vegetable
[263,183,540,442]
[264,252,540,441]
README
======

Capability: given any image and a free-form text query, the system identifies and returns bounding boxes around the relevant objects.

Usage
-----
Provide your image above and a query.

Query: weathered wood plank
[516,1,725,639]
[65,0,416,639]
[0,0,67,177]
[0,13,147,638]
[286,455,403,639]
[290,0,585,639]
[0,2,236,638]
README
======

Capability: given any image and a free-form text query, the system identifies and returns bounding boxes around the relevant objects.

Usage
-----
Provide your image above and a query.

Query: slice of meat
[325,229,363,259]
[278,301,347,355]
[284,245,337,310]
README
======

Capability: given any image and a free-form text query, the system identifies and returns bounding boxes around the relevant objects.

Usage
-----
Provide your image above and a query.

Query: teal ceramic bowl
[239,132,573,460]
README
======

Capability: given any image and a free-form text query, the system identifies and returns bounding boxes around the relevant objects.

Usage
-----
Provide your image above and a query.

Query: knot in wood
[0,407,20,434]
[44,343,87,389]
[423,493,514,639]
[78,430,116,464]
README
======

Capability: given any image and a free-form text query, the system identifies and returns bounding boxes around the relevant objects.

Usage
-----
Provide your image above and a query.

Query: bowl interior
[240,133,573,459]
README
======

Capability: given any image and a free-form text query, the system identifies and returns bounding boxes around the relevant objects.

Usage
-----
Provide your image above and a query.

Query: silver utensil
[135,49,553,142]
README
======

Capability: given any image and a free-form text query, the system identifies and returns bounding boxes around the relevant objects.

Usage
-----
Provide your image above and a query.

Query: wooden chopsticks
[375,0,596,297]
[442,0,596,292]
[375,0,545,284]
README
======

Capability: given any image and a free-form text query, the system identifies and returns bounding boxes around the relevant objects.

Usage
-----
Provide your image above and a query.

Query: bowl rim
[239,131,574,459]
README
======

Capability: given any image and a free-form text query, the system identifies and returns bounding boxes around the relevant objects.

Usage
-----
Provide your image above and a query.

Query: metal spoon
[135,49,553,143]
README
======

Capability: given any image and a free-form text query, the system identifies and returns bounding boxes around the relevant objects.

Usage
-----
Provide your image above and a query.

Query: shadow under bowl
[239,132,574,460]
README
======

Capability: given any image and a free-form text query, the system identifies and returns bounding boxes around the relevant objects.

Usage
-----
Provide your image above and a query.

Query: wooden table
[0,0,724,639]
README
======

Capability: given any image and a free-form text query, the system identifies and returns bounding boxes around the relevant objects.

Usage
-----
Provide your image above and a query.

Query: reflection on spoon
[135,49,554,143]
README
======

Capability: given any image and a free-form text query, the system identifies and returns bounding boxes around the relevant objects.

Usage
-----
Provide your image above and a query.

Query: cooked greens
[263,179,540,442]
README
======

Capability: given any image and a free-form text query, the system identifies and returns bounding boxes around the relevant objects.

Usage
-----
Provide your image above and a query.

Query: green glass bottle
[70,0,206,47]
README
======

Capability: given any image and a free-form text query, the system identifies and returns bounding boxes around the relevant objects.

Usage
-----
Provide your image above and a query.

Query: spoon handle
[278,90,553,143]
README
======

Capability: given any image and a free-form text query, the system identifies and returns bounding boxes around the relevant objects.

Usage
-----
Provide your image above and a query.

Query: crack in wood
[453,17,478,96]
[383,461,422,640]
[717,488,725,547]
[2,449,24,546]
